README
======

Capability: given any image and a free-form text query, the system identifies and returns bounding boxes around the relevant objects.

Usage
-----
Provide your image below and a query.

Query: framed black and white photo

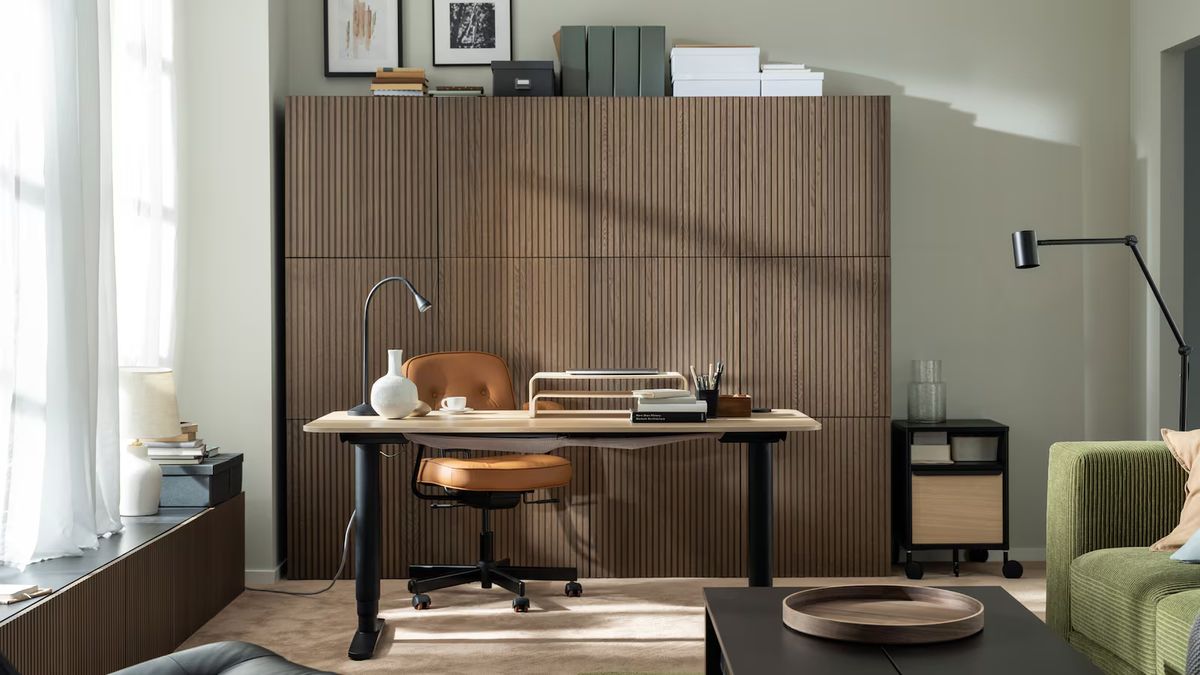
[324,0,402,77]
[432,0,512,66]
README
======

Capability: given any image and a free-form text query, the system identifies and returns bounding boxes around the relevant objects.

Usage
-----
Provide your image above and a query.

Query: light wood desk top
[303,409,821,435]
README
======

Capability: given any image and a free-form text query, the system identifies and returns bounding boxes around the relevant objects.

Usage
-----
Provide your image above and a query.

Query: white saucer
[439,407,474,414]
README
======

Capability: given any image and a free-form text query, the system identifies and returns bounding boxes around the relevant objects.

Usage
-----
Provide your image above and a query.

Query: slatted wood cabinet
[283,96,891,579]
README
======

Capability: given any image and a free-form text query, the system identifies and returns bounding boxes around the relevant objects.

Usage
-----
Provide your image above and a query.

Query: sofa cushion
[1071,547,1200,674]
[1156,590,1200,675]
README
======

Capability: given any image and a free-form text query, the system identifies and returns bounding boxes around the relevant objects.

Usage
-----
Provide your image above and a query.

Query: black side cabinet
[891,419,1022,580]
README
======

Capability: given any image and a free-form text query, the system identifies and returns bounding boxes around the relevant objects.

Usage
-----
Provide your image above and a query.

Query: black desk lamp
[348,276,433,416]
[1011,230,1191,429]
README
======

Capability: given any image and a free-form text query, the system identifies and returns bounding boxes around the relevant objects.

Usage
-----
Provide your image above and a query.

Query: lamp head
[1012,230,1040,269]
[414,292,432,313]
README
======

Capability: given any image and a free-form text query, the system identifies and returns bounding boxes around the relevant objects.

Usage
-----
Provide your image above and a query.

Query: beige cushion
[1152,428,1200,551]
[418,454,571,491]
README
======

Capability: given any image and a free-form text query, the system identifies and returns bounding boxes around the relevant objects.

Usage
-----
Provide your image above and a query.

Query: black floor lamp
[1011,230,1192,430]
[348,276,433,417]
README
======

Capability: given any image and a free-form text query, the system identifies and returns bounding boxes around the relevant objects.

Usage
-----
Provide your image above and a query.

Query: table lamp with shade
[118,367,181,516]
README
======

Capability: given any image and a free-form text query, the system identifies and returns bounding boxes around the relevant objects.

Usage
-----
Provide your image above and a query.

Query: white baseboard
[245,563,283,586]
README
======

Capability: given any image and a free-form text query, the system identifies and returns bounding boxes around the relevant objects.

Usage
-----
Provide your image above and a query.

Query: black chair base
[408,561,579,611]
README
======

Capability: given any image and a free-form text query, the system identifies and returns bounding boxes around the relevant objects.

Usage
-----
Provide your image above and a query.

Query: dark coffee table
[703,586,1098,674]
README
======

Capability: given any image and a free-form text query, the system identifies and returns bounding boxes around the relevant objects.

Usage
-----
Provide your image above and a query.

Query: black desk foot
[348,617,385,661]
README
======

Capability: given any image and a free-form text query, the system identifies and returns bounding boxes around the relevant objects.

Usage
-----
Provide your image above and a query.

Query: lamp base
[348,402,377,417]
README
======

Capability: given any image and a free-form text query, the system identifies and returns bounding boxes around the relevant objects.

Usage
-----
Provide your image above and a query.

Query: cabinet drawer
[911,474,1003,544]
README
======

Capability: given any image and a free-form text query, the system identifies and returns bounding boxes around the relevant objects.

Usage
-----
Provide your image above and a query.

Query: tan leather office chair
[402,351,581,612]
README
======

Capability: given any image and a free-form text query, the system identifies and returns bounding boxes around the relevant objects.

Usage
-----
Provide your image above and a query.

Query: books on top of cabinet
[371,67,428,96]
[0,584,52,605]
[145,422,219,465]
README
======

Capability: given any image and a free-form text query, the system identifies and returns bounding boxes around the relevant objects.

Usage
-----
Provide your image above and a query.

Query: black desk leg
[348,443,384,660]
[704,608,723,674]
[747,440,773,587]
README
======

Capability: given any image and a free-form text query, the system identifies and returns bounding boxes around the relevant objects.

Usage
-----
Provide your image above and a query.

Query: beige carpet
[181,562,1046,674]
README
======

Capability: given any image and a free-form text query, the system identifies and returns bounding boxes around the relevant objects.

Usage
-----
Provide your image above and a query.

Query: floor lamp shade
[1012,230,1040,269]
[118,367,180,440]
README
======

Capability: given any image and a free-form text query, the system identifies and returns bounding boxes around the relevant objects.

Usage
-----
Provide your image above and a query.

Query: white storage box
[670,46,761,78]
[672,73,760,97]
[950,436,999,462]
[760,70,824,97]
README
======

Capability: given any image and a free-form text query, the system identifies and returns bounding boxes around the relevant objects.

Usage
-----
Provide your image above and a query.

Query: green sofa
[1048,441,1200,674]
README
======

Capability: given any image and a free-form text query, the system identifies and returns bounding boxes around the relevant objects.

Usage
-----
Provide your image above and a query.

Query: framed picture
[324,0,402,77]
[432,0,512,66]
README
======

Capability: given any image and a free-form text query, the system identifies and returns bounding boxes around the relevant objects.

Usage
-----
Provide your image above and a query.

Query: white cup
[441,396,467,411]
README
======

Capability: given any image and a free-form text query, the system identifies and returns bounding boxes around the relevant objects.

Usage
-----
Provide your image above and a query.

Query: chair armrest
[1046,441,1182,637]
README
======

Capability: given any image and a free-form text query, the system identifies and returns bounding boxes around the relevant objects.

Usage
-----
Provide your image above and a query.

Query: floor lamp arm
[1127,240,1191,429]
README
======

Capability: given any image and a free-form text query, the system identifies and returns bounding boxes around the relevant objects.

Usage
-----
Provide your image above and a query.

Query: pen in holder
[691,360,724,418]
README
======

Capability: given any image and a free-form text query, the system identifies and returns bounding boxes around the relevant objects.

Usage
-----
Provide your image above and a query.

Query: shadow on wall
[824,68,1085,561]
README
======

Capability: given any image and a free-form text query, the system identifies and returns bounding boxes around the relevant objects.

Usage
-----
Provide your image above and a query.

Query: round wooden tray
[782,585,984,644]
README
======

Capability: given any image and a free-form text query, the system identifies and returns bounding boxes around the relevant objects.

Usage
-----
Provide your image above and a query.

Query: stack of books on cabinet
[145,422,219,466]
[670,46,824,97]
[630,389,707,423]
[370,67,428,97]
[556,25,666,96]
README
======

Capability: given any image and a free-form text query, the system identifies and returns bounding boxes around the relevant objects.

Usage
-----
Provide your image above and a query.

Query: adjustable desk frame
[306,411,817,661]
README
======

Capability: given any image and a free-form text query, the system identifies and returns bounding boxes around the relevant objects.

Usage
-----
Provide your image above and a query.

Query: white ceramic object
[441,396,468,411]
[120,442,163,516]
[370,349,419,419]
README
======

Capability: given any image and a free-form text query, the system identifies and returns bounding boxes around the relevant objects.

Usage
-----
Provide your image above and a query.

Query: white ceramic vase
[370,349,419,419]
[120,442,162,516]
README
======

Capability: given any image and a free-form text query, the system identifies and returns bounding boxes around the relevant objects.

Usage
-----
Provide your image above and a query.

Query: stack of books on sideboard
[631,389,707,423]
[144,422,219,465]
[370,67,428,97]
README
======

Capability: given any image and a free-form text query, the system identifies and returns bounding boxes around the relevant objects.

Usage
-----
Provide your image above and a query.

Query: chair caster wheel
[1003,560,1024,579]
[564,581,583,598]
[967,549,989,563]
[513,596,530,613]
[905,561,924,580]
[412,593,431,610]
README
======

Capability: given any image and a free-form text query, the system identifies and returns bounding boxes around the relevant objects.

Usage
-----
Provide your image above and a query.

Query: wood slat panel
[440,98,590,258]
[284,96,890,579]
[285,97,438,258]
[741,257,890,417]
[285,259,441,419]
[0,496,244,675]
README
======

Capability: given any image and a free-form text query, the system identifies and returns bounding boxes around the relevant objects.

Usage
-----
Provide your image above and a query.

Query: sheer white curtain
[0,0,177,567]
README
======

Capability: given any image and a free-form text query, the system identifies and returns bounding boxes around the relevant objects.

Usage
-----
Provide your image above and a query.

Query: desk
[303,409,821,660]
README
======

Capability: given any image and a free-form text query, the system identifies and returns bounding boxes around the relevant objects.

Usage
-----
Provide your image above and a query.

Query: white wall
[277,0,1133,558]
[176,0,279,582]
[1131,1,1200,437]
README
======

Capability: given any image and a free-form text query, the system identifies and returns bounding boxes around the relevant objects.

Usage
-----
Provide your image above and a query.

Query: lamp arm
[1124,242,1189,353]
[359,276,414,407]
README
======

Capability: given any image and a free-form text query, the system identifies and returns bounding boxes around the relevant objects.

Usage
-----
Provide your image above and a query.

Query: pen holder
[698,389,719,417]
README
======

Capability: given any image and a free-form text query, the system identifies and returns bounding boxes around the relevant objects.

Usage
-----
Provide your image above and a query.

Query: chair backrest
[402,351,517,411]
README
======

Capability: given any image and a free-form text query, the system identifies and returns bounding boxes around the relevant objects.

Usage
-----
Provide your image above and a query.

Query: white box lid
[673,72,762,81]
[760,71,824,81]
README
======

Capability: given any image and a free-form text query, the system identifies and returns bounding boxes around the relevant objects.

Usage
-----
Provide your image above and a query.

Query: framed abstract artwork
[432,0,512,66]
[324,0,402,77]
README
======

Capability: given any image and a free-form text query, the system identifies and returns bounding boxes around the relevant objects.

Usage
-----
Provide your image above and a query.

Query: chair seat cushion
[1070,547,1200,674]
[418,454,571,491]
[1156,588,1200,675]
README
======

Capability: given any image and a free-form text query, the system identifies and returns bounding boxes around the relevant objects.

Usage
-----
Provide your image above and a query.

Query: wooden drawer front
[911,475,1003,544]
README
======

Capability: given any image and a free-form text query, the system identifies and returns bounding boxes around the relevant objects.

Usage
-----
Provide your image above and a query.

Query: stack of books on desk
[144,422,219,465]
[370,67,428,97]
[630,389,707,423]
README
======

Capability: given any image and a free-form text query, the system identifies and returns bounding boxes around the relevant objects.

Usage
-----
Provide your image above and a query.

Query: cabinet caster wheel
[1003,560,1024,579]
[905,561,924,580]
[513,596,530,613]
[412,593,431,610]
[967,549,989,563]
[564,581,583,598]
